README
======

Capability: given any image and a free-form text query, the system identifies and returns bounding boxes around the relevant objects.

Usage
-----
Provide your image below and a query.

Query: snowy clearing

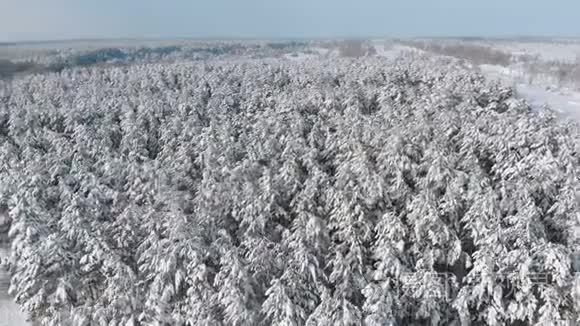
[479,61,580,121]
[404,39,580,121]
[485,41,580,63]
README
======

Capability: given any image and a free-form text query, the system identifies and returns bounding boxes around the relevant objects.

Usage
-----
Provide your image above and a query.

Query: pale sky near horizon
[0,0,579,42]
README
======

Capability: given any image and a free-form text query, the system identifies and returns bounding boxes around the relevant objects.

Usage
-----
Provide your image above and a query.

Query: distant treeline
[0,42,309,79]
[401,40,513,66]
[0,60,45,79]
[46,46,183,72]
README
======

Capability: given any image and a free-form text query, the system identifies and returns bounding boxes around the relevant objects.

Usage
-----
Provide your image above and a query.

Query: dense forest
[0,53,579,325]
[0,41,309,79]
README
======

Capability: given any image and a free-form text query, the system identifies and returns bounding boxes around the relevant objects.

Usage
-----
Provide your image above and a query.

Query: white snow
[503,42,580,63]
[476,41,580,63]
[478,63,580,121]
[0,244,31,326]
[515,84,580,115]
[374,42,425,59]
[283,52,320,61]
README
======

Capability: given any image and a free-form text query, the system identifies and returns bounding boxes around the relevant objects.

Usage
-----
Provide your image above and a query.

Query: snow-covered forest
[0,43,580,325]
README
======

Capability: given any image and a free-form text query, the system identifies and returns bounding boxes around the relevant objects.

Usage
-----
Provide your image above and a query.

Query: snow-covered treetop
[0,53,579,325]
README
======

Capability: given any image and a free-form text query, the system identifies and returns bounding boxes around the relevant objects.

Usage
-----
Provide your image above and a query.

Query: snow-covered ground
[373,42,424,59]
[0,244,30,326]
[474,41,580,121]
[395,39,580,121]
[515,84,580,119]
[283,52,319,61]
[482,41,580,63]
[379,40,580,121]
[479,62,580,121]
[280,42,421,62]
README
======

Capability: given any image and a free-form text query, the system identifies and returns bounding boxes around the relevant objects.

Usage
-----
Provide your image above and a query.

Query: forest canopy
[0,54,579,325]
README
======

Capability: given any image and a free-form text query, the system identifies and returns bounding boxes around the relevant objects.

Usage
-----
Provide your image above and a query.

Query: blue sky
[1,0,579,41]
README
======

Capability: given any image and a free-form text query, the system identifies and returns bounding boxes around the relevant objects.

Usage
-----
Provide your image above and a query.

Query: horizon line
[2,34,580,46]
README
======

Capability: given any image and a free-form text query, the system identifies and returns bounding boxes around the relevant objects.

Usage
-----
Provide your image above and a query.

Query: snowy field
[480,42,580,122]
[478,63,580,118]
[484,40,580,63]
[0,39,579,325]
[409,38,580,63]
[402,38,580,122]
